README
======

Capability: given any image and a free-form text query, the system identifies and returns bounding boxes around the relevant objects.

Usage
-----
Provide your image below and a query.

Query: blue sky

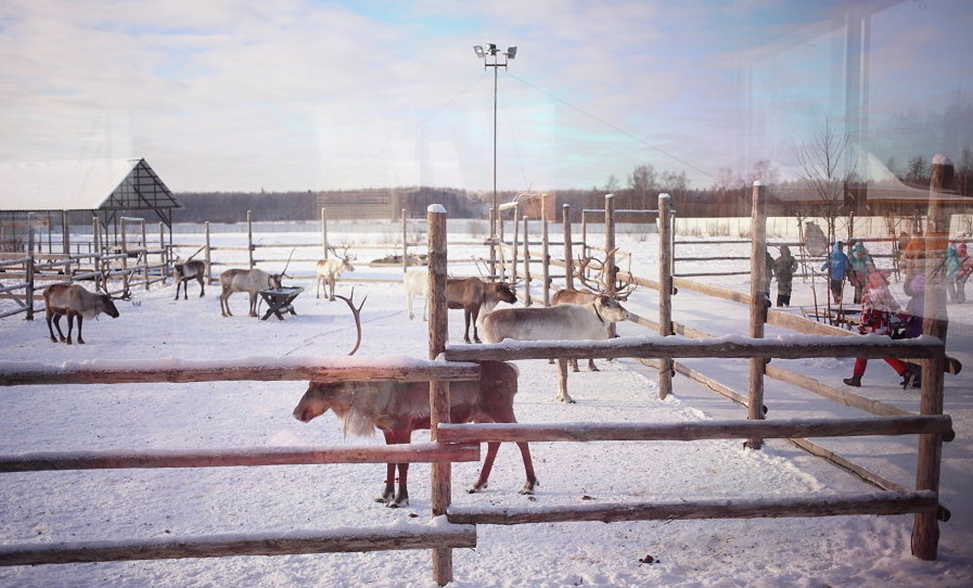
[0,0,970,194]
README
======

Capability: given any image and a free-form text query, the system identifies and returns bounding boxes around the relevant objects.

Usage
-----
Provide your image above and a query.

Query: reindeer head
[328,245,356,272]
[575,249,637,301]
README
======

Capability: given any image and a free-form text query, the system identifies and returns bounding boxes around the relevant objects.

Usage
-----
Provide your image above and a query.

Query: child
[842,271,916,387]
[821,241,849,305]
[848,241,876,304]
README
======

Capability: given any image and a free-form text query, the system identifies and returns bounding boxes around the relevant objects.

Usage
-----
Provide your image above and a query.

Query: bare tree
[628,164,657,209]
[797,120,858,243]
[906,155,929,184]
[711,167,740,192]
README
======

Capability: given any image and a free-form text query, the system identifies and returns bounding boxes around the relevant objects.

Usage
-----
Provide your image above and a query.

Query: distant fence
[0,214,169,318]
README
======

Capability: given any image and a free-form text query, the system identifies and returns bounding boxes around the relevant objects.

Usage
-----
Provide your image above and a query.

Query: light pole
[474,43,516,279]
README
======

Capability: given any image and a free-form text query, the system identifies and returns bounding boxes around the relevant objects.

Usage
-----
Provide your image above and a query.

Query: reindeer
[316,246,355,301]
[43,283,122,344]
[552,250,637,372]
[218,268,282,317]
[480,295,630,403]
[447,277,517,343]
[172,259,206,300]
[293,360,537,508]
[403,268,428,321]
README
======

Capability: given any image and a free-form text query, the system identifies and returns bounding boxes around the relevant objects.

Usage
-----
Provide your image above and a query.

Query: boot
[843,375,862,387]
[902,364,921,389]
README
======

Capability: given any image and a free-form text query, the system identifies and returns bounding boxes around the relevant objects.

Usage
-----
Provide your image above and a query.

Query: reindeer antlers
[575,249,637,301]
[334,288,367,356]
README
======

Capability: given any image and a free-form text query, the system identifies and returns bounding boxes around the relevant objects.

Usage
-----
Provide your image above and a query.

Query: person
[956,242,972,303]
[847,240,876,304]
[901,233,925,290]
[821,241,849,305]
[843,271,917,388]
[946,242,962,303]
[773,245,798,307]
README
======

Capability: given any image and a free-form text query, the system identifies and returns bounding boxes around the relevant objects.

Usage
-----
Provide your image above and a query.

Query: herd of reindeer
[37,244,636,507]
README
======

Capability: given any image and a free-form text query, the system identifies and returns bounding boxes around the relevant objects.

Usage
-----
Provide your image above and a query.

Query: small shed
[0,158,180,253]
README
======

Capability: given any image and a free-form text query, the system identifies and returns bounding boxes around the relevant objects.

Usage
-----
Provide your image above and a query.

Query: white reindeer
[316,246,355,301]
[403,268,428,320]
[480,295,630,403]
[219,268,282,317]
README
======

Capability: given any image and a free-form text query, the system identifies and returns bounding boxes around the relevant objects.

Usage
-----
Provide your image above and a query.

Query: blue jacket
[821,243,849,280]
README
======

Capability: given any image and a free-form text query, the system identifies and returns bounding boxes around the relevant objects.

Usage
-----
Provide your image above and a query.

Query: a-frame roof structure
[0,158,181,226]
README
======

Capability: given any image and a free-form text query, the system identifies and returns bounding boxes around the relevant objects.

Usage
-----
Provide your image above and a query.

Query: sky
[0,0,971,195]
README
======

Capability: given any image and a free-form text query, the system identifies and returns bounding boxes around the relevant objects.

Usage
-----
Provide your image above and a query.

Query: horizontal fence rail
[447,491,939,526]
[442,335,943,363]
[0,442,481,473]
[0,357,480,387]
[437,416,955,444]
[0,522,477,567]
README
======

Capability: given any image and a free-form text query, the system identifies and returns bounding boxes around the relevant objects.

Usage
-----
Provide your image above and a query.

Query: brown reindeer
[446,277,517,343]
[172,259,206,300]
[43,283,121,344]
[293,360,537,508]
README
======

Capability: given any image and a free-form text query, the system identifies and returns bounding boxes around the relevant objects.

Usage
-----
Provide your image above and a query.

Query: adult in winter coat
[848,240,876,304]
[773,245,798,307]
[821,241,850,304]
[843,271,918,388]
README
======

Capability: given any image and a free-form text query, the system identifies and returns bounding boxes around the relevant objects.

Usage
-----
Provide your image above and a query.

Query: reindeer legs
[556,358,575,403]
[376,431,411,508]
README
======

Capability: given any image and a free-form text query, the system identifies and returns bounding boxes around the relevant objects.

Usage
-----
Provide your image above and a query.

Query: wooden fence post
[499,208,507,281]
[511,207,520,284]
[912,154,952,560]
[26,213,35,320]
[92,216,103,292]
[321,207,329,260]
[247,210,254,269]
[605,194,617,337]
[141,220,150,290]
[402,209,408,274]
[159,222,168,282]
[426,204,453,585]
[61,211,70,257]
[657,194,673,399]
[563,204,574,290]
[522,216,532,307]
[542,195,550,305]
[204,222,213,285]
[745,182,768,450]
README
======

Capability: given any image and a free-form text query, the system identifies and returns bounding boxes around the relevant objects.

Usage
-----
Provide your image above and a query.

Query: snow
[1,228,972,587]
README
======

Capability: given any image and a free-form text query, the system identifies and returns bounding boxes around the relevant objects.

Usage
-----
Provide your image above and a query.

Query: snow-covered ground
[1,228,972,587]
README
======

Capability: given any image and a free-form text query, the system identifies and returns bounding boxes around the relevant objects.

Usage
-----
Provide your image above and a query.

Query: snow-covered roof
[0,158,179,212]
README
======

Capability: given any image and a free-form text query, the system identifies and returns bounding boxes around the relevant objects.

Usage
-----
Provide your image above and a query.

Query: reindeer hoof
[519,481,537,495]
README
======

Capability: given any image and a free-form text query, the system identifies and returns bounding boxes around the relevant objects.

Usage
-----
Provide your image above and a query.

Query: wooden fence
[0,193,955,584]
[0,214,169,319]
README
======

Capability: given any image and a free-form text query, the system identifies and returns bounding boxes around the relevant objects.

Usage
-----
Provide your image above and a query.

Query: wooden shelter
[0,158,180,253]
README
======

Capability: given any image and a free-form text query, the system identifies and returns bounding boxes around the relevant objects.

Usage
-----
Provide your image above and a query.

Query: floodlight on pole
[473,43,517,279]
